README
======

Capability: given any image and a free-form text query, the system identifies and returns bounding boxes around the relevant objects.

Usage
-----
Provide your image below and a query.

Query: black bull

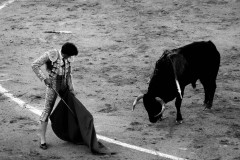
[132,41,220,123]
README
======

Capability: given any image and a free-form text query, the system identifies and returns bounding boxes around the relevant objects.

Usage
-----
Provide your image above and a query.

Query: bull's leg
[200,78,211,108]
[175,96,183,123]
[175,88,184,123]
[201,79,216,110]
[206,81,217,109]
[203,85,210,106]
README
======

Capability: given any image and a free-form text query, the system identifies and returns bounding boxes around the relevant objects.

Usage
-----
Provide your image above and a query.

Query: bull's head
[132,94,166,123]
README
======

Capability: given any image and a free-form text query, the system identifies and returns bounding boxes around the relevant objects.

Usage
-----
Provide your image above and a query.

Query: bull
[132,41,220,123]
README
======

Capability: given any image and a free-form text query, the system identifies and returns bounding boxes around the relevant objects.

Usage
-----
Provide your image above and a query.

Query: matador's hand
[44,78,52,88]
[70,90,76,96]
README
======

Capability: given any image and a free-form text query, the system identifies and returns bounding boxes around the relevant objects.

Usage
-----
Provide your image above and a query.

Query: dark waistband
[50,75,65,80]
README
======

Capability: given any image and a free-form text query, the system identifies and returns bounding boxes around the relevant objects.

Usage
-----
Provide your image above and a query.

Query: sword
[50,87,76,117]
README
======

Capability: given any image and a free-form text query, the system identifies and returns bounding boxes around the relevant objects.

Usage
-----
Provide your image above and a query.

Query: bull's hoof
[203,107,211,111]
[176,120,183,124]
[203,103,212,110]
[203,104,212,111]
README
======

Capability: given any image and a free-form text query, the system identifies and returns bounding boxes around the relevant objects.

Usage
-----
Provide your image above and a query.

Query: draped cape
[50,91,111,154]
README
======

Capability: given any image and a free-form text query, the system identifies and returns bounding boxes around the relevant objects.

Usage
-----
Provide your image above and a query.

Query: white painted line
[0,79,13,81]
[0,73,7,76]
[0,85,42,115]
[0,84,186,160]
[97,135,185,160]
[0,0,15,10]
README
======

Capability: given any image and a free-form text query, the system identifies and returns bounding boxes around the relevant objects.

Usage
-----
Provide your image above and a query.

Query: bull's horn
[155,97,165,105]
[154,97,166,117]
[132,94,144,111]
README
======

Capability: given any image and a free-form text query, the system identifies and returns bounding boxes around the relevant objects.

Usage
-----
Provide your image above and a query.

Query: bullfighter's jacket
[31,49,74,92]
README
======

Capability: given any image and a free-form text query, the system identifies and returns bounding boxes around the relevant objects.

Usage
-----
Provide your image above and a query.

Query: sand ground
[0,0,240,159]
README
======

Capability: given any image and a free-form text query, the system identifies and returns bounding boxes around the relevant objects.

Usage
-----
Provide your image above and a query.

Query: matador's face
[61,53,71,59]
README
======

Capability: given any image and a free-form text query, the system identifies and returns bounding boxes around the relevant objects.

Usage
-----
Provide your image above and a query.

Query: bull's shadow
[143,101,213,139]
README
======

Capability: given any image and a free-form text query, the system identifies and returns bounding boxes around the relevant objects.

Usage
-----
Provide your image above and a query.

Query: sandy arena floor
[0,0,240,159]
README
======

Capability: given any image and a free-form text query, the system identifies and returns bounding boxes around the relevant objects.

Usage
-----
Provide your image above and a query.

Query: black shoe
[40,143,48,150]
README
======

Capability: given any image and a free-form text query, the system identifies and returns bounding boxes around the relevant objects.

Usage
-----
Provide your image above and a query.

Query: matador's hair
[61,42,78,56]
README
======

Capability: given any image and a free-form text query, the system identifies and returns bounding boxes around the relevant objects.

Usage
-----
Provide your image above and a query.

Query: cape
[49,91,112,155]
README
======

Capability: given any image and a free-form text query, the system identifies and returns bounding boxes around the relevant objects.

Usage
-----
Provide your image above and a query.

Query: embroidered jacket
[31,49,74,92]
